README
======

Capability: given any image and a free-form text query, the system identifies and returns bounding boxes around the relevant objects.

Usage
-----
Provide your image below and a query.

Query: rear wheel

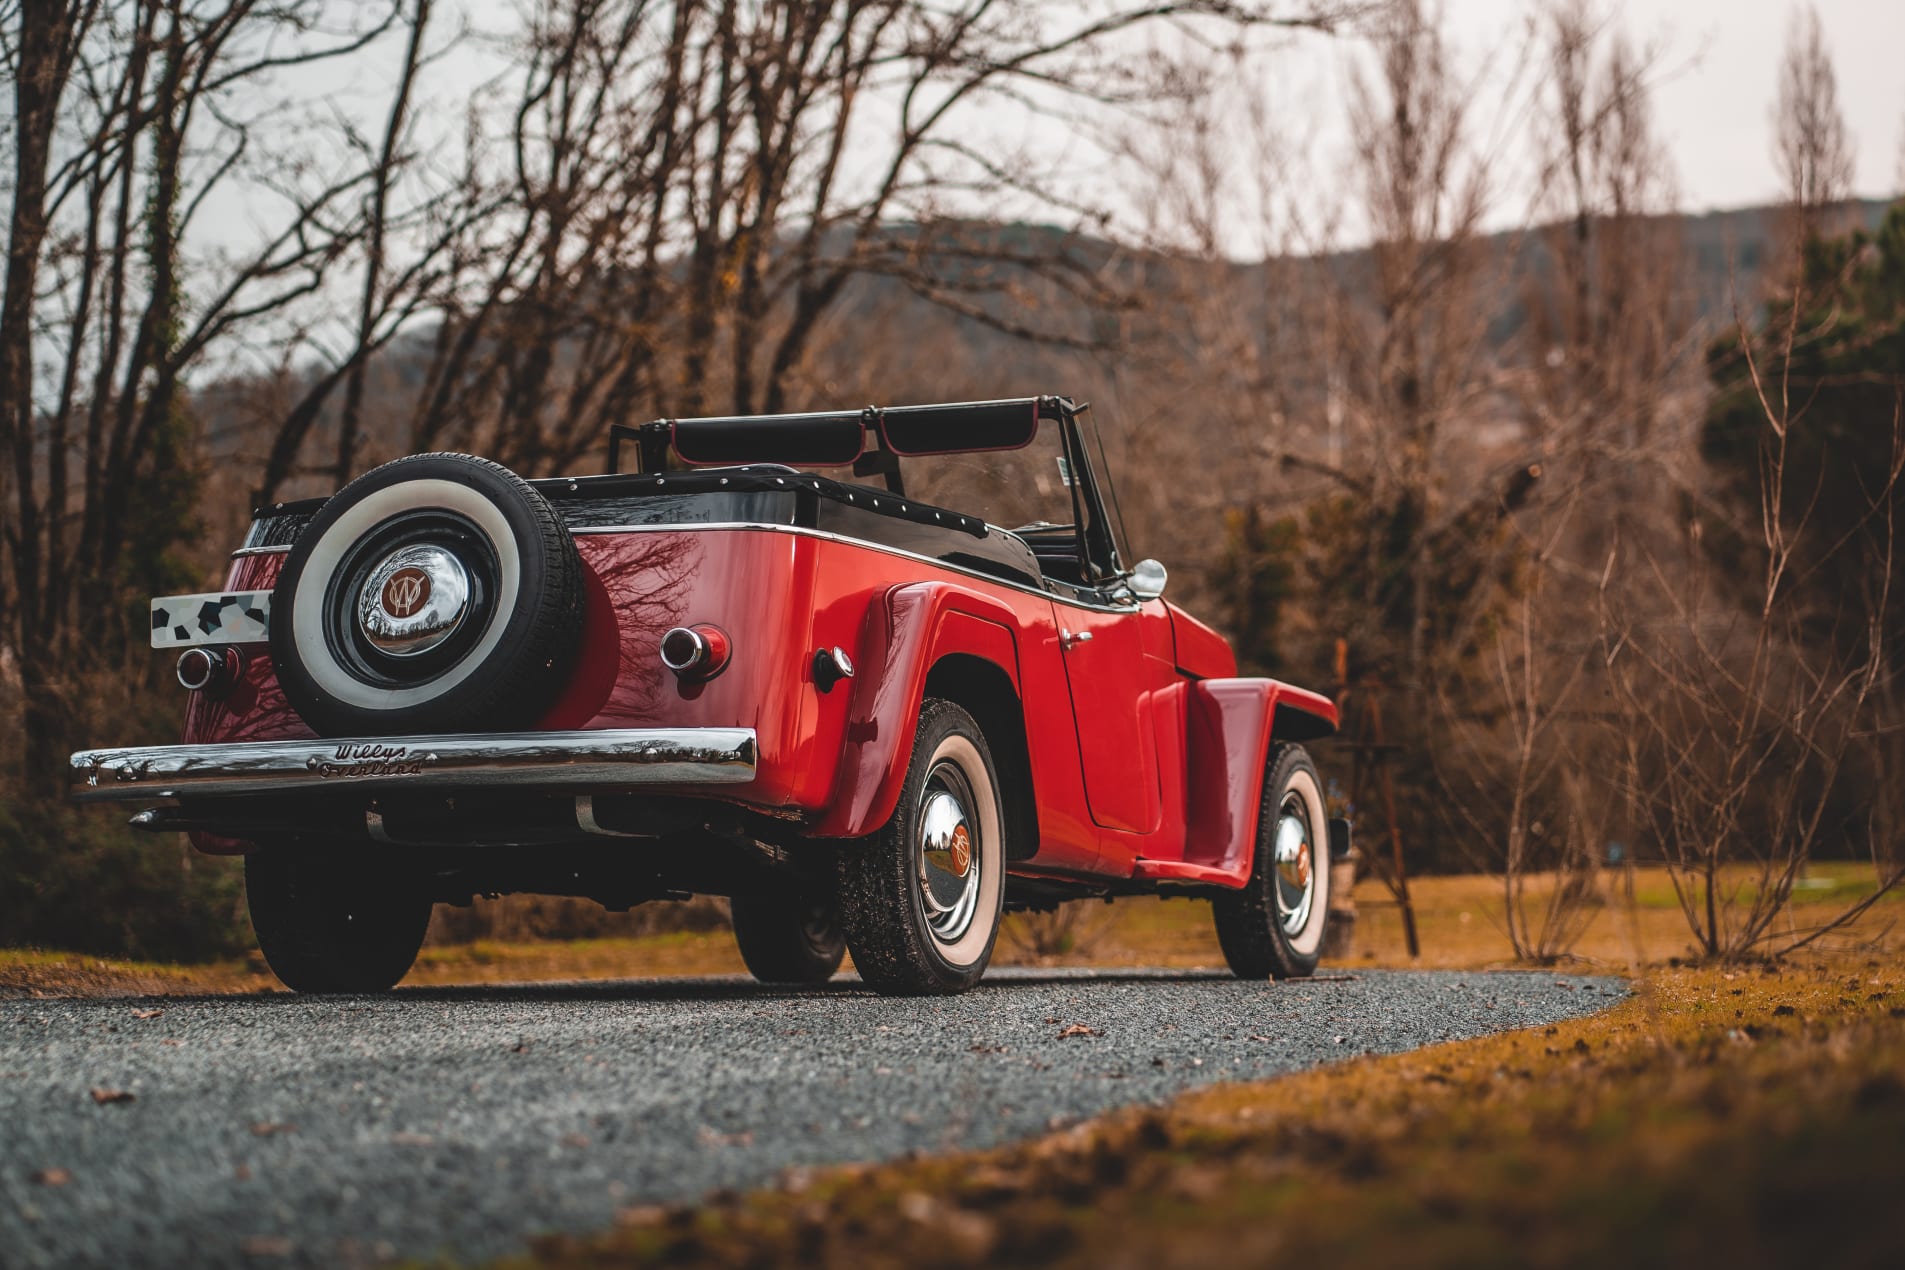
[838,699,1005,995]
[245,848,433,993]
[1212,743,1331,980]
[730,893,845,985]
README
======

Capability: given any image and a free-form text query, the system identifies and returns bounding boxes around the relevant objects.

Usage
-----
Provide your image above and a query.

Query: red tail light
[659,624,731,681]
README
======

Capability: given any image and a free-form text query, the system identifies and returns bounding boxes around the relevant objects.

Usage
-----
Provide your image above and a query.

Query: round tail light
[659,625,731,681]
[177,645,243,695]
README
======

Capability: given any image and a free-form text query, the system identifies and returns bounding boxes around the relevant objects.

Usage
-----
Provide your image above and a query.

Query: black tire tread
[245,848,432,993]
[729,894,846,985]
[837,698,1003,996]
[1212,742,1327,981]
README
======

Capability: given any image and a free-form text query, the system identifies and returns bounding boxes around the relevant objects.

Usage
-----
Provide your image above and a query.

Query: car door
[1053,596,1173,836]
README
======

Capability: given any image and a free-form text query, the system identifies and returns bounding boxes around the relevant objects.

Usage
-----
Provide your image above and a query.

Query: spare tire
[269,453,583,737]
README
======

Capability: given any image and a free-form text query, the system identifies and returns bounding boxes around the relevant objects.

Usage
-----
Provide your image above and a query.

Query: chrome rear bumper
[69,728,758,802]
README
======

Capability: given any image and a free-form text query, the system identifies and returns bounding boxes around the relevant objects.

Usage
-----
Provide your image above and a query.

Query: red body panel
[1050,601,1178,838]
[184,524,1336,883]
[1133,677,1341,887]
[809,580,1020,840]
[1166,602,1237,679]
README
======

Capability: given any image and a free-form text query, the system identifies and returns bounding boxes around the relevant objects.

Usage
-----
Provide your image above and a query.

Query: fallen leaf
[390,1132,435,1146]
[561,1133,590,1148]
[32,1167,72,1187]
[1057,1024,1100,1039]
[129,1009,164,1020]
[240,1236,292,1257]
[89,1087,134,1105]
[250,1122,296,1137]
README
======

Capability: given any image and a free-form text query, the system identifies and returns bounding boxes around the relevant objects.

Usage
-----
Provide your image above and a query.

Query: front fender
[809,581,1020,839]
[1171,677,1340,883]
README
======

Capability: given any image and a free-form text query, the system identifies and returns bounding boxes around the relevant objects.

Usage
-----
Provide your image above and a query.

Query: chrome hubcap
[357,544,471,657]
[918,764,980,943]
[1273,793,1316,936]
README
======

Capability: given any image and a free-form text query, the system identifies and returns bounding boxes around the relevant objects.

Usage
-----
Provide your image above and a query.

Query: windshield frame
[604,395,1133,591]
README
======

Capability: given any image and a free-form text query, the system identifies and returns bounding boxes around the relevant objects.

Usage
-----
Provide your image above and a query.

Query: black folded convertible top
[608,396,1074,473]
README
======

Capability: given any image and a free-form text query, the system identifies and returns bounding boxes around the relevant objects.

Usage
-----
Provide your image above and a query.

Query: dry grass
[4,862,1896,998]
[0,931,750,998]
[997,860,1902,974]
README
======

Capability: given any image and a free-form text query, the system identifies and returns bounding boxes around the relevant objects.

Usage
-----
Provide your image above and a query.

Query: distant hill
[194,196,1899,485]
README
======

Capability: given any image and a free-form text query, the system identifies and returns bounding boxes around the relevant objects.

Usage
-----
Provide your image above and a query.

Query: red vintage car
[71,396,1344,995]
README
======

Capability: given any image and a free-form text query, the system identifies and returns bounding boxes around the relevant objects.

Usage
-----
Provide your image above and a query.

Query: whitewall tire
[267,453,582,736]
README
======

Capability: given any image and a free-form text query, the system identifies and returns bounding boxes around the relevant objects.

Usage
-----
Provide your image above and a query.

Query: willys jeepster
[70,396,1345,995]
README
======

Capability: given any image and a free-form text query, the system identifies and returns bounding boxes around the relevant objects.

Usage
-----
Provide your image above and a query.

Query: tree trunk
[2,4,86,790]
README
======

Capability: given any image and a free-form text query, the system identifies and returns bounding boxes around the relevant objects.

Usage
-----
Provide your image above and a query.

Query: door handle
[1060,628,1093,650]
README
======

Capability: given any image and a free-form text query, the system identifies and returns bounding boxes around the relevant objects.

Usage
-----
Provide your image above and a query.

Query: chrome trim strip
[69,727,758,802]
[570,521,1142,615]
[233,518,1143,611]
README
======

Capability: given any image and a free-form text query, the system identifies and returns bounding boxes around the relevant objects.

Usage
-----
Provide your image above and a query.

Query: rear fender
[1178,678,1339,882]
[810,581,1021,839]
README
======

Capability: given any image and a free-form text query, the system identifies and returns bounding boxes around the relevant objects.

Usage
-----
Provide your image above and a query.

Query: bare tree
[1339,0,1502,684]
[1439,506,1604,963]
[1526,0,1686,472]
[332,0,435,488]
[0,1,439,782]
[1598,314,1904,960]
[1772,4,1853,265]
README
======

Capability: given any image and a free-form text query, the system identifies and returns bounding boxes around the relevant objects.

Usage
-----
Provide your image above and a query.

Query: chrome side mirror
[1129,558,1168,601]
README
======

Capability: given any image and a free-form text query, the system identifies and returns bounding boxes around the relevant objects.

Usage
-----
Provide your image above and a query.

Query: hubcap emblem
[357,544,472,657]
[382,566,432,618]
[949,824,972,878]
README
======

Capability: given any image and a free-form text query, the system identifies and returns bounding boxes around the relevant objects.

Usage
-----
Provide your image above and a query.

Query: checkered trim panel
[150,591,272,648]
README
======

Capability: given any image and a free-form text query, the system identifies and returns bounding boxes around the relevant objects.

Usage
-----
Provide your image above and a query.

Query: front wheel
[838,698,1006,995]
[1212,743,1332,980]
[730,892,846,985]
[245,847,433,993]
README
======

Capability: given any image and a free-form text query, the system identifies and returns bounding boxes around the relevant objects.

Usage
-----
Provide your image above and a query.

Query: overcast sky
[952,0,1905,254]
[1449,0,1903,211]
[172,0,1905,355]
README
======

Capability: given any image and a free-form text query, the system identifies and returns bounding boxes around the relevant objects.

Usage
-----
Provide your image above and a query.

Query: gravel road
[1,968,1623,1269]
